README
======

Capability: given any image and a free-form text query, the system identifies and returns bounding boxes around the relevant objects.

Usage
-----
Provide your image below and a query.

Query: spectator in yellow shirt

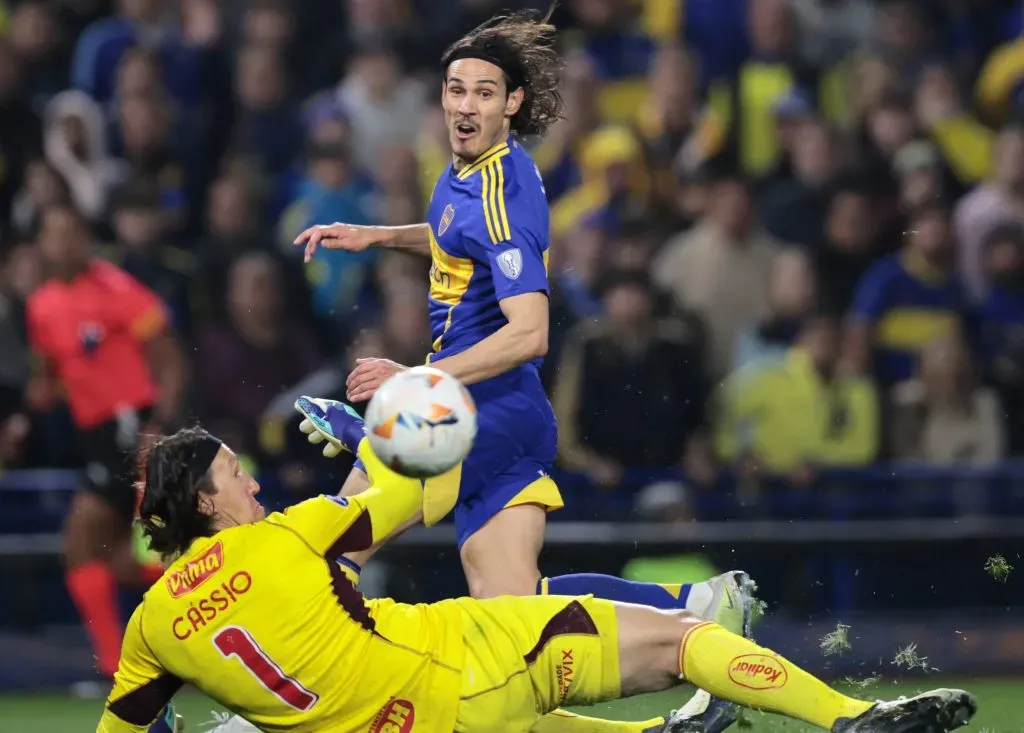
[716,314,878,476]
[915,62,993,185]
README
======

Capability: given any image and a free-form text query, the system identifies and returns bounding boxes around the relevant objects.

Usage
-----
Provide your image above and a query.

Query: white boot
[204,712,262,732]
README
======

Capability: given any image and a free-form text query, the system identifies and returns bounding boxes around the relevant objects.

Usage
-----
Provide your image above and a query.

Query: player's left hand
[346,358,407,402]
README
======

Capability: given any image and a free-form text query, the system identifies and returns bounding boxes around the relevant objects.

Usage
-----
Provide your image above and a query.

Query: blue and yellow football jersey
[850,251,975,385]
[421,134,563,544]
[426,134,551,369]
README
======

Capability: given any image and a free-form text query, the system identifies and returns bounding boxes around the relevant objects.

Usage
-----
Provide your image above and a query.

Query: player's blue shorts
[354,368,562,547]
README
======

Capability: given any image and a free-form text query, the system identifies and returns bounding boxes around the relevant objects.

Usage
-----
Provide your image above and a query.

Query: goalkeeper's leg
[478,597,974,733]
[613,602,973,733]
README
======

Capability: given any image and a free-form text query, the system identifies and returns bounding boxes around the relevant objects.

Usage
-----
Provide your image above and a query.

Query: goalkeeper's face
[201,446,266,528]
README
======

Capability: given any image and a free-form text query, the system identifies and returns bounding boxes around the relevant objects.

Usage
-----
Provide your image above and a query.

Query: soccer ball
[365,366,477,478]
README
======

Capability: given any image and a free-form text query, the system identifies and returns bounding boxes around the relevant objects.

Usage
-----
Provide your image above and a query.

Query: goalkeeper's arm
[346,438,423,545]
[97,607,181,733]
[270,439,422,557]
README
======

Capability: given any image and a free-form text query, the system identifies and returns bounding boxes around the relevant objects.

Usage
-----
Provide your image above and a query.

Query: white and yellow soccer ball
[365,366,478,478]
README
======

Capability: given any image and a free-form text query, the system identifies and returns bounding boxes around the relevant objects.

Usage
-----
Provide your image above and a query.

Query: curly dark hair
[440,2,564,137]
[138,427,220,559]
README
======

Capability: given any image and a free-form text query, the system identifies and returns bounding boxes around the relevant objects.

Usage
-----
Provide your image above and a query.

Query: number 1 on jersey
[214,626,319,711]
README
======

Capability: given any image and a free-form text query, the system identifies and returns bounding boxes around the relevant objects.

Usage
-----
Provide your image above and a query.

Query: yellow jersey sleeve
[97,605,183,733]
[269,494,374,559]
[268,440,424,558]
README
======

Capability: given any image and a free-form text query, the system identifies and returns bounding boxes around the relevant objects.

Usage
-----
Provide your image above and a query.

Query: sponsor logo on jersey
[496,248,523,280]
[167,541,224,597]
[438,204,456,236]
[728,654,788,689]
[368,698,415,733]
[556,649,575,702]
[172,570,252,639]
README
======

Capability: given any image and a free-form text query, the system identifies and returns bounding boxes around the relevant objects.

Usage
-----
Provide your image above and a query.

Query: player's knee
[662,608,705,644]
[656,610,705,672]
[616,605,703,694]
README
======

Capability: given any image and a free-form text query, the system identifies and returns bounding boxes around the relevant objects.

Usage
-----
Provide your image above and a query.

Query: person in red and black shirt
[24,204,185,680]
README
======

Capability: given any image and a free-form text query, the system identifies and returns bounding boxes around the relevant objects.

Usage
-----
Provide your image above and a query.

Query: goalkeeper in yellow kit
[98,426,976,733]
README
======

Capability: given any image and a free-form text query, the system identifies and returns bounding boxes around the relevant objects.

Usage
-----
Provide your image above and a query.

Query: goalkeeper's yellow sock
[530,709,664,732]
[679,622,872,729]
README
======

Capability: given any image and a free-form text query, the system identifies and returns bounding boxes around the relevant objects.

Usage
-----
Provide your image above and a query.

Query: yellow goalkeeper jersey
[97,494,465,733]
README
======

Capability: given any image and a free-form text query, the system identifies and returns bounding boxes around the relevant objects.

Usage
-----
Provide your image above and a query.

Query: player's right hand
[292,223,383,262]
[295,396,366,458]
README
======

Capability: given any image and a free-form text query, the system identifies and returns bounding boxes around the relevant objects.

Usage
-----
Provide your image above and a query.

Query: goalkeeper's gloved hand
[295,396,366,458]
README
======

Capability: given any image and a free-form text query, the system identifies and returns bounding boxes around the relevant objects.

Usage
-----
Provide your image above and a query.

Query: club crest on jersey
[167,541,224,597]
[496,247,523,280]
[437,204,456,237]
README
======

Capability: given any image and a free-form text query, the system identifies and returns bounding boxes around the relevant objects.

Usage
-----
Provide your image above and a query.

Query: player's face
[207,446,265,526]
[443,58,523,164]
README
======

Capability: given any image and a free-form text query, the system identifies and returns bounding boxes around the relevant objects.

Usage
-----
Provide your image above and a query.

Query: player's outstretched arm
[270,439,423,558]
[97,606,182,733]
[293,222,432,262]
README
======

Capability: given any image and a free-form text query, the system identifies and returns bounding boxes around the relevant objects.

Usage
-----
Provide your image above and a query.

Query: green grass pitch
[1,678,1018,732]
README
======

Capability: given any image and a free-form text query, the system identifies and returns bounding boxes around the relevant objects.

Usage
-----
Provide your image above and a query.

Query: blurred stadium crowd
[3,0,1024,518]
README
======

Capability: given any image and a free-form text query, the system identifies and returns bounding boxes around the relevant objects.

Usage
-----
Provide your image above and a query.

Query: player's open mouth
[454,122,477,140]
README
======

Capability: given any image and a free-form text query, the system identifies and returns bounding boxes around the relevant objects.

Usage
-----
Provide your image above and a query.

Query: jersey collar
[455,135,511,180]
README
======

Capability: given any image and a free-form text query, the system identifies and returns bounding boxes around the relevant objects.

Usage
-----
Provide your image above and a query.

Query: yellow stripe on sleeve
[481,159,511,244]
[480,163,500,244]
[492,159,511,241]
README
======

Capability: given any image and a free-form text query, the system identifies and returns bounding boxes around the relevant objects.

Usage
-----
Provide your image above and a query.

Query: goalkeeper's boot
[148,704,185,733]
[831,689,976,733]
[654,689,737,733]
[701,571,758,639]
[295,396,365,458]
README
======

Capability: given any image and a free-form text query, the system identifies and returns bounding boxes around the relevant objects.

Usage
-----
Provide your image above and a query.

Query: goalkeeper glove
[295,396,366,458]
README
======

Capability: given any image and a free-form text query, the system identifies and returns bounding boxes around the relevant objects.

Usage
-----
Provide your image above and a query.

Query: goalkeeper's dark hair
[138,427,220,559]
[440,2,564,137]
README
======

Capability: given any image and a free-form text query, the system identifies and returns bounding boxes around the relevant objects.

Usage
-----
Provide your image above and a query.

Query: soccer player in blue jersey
[293,10,748,732]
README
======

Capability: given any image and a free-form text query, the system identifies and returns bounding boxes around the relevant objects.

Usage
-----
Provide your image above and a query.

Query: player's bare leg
[459,503,545,597]
[607,604,976,733]
[63,492,161,681]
